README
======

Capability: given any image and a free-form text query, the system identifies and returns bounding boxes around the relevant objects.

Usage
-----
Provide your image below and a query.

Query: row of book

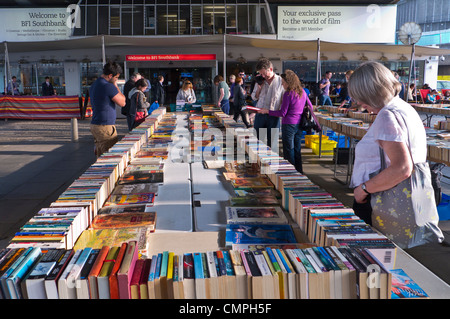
[5,108,168,251]
[0,242,427,300]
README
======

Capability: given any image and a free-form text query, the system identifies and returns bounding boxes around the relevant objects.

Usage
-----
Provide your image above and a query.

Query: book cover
[97,246,120,299]
[118,171,164,185]
[104,193,155,206]
[229,195,280,207]
[390,269,429,299]
[76,248,100,299]
[44,249,74,299]
[91,212,157,231]
[226,206,288,225]
[118,241,139,299]
[112,183,159,196]
[226,224,297,247]
[87,245,110,299]
[231,177,274,189]
[130,259,146,299]
[97,204,149,215]
[108,243,128,299]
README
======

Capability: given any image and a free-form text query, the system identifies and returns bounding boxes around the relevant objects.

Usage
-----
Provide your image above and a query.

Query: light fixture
[236,55,247,64]
[18,57,29,64]
[288,53,298,60]
[399,54,408,61]
[359,54,369,61]
[379,54,388,62]
[40,58,48,64]
[339,54,348,62]
[320,54,328,61]
[82,57,91,64]
[299,53,308,61]
[227,52,233,59]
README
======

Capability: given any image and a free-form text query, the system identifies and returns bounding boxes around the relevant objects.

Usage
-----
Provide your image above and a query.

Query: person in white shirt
[349,61,443,247]
[253,58,284,148]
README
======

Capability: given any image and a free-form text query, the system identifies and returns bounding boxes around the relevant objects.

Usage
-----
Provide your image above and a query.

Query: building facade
[2,0,448,103]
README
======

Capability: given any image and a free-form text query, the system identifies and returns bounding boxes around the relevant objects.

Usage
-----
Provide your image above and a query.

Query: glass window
[156,5,168,35]
[248,4,259,34]
[191,5,202,34]
[145,5,156,35]
[133,5,144,35]
[121,5,133,35]
[167,5,178,35]
[237,5,248,34]
[98,5,109,35]
[86,5,97,36]
[214,5,225,34]
[110,6,121,35]
[203,5,214,34]
[180,5,191,35]
[226,4,237,34]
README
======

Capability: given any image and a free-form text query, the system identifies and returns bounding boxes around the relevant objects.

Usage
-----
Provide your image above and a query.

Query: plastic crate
[329,135,347,148]
[305,134,328,149]
[311,139,337,155]
[437,193,450,220]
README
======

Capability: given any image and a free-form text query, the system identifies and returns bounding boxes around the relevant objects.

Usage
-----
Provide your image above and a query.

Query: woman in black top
[233,76,250,128]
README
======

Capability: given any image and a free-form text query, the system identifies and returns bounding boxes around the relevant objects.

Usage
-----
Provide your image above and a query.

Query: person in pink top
[258,70,312,173]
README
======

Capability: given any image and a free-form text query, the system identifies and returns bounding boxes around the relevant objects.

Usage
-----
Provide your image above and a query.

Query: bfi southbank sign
[0,5,80,42]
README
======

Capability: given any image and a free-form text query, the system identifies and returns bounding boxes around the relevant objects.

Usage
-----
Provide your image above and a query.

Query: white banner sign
[278,5,397,43]
[0,8,76,42]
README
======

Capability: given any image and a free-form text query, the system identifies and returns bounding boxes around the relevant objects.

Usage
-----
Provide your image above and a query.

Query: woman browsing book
[257,70,311,174]
[176,79,197,104]
[128,78,150,131]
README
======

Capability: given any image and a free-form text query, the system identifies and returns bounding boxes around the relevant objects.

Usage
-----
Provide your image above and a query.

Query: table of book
[1,105,449,301]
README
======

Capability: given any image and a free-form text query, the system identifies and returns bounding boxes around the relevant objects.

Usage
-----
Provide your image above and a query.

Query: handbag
[369,110,444,249]
[299,95,321,134]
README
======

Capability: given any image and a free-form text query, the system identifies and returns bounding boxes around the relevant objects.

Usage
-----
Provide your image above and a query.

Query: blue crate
[329,135,347,148]
[437,193,450,220]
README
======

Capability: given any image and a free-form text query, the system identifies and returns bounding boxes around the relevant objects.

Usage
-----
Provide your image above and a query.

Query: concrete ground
[0,115,449,288]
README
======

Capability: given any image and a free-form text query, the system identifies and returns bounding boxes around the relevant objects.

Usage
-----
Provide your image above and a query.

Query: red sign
[126,54,216,61]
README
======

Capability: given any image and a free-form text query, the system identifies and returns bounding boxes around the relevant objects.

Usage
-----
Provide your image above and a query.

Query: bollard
[71,117,79,142]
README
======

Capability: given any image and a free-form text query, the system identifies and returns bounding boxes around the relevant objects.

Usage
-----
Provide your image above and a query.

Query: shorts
[90,124,118,157]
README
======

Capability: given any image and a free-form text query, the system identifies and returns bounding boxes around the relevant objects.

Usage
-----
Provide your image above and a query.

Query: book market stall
[0,103,449,301]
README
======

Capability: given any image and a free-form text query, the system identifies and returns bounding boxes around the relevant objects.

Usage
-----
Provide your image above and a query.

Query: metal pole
[71,117,79,142]
[223,34,226,77]
[407,43,415,102]
[35,63,39,95]
[102,35,106,65]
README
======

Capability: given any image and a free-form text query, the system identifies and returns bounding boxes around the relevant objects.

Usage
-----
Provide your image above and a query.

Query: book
[97,246,120,299]
[97,204,149,215]
[130,259,146,299]
[390,269,429,299]
[0,248,28,298]
[229,195,280,207]
[112,183,159,196]
[226,206,288,225]
[104,193,156,206]
[117,241,139,299]
[90,212,157,231]
[108,243,128,299]
[6,247,42,299]
[182,253,196,299]
[87,246,110,299]
[138,258,152,299]
[57,249,82,299]
[75,248,100,299]
[230,177,274,189]
[226,224,298,247]
[118,171,164,185]
[25,249,66,299]
[44,249,74,299]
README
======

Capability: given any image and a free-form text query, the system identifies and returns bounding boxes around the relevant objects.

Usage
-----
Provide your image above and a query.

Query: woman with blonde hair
[176,79,196,104]
[258,69,314,173]
[349,61,443,248]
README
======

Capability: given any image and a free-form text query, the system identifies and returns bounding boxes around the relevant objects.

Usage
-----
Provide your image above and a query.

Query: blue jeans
[282,123,303,173]
[221,100,230,115]
[320,94,332,106]
[254,113,280,148]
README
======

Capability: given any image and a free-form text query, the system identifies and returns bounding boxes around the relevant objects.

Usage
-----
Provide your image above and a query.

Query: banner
[0,8,74,42]
[277,5,397,43]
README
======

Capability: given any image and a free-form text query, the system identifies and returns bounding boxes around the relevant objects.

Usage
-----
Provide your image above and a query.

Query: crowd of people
[85,59,445,249]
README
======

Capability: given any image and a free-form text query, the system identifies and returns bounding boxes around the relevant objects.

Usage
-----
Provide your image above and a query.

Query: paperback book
[225,224,297,247]
[226,206,288,225]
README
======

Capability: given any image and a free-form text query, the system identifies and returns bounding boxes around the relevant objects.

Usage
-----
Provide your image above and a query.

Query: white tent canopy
[4,34,450,57]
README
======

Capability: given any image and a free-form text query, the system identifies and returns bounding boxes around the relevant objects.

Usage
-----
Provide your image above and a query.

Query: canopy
[4,34,450,57]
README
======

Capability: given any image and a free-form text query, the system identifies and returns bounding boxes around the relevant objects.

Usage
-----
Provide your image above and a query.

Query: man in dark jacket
[151,75,165,106]
[122,72,141,115]
[42,76,56,96]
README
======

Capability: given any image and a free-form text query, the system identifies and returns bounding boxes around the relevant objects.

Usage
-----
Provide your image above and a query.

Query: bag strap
[305,94,321,131]
[378,108,414,169]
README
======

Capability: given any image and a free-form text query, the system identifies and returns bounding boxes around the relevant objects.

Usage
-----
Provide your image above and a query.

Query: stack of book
[0,243,410,299]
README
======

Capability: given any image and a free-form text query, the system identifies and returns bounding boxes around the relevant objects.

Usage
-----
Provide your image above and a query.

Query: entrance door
[138,67,214,105]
